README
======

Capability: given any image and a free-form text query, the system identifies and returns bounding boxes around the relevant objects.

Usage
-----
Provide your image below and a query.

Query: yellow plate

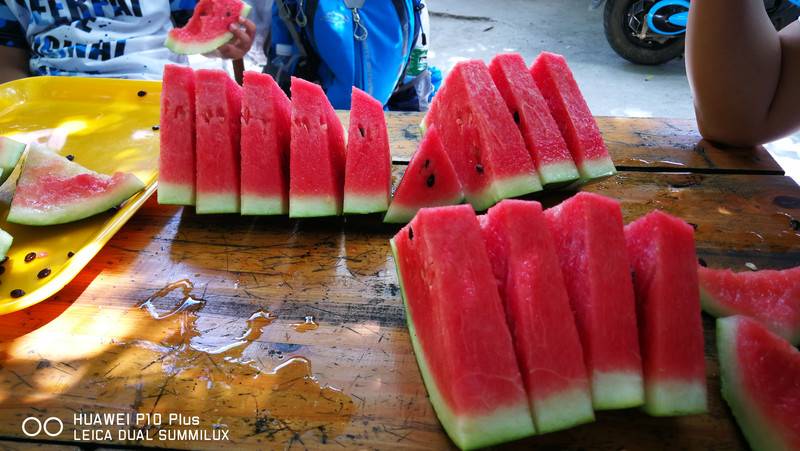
[0,76,161,315]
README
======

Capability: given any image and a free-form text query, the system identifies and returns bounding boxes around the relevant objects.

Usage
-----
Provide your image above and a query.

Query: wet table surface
[0,113,798,450]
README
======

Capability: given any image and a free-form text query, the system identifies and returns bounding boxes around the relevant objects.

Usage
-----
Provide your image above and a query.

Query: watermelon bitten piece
[531,52,616,181]
[195,69,242,214]
[165,0,252,55]
[480,200,594,434]
[159,64,196,206]
[391,205,536,449]
[717,316,800,451]
[8,145,145,226]
[699,266,800,345]
[423,60,542,211]
[343,87,392,215]
[384,127,463,224]
[544,192,644,410]
[488,54,580,186]
[625,211,707,416]
[241,72,291,215]
[0,136,25,185]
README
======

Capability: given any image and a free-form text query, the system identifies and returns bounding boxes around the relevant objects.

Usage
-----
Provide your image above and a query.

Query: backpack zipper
[351,6,369,94]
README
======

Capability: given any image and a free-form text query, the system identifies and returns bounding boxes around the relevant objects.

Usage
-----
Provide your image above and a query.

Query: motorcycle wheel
[603,0,686,65]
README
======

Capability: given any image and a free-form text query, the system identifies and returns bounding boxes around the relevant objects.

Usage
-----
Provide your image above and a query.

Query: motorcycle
[593,0,800,65]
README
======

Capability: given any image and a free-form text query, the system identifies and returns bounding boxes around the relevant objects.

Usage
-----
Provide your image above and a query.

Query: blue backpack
[265,0,434,110]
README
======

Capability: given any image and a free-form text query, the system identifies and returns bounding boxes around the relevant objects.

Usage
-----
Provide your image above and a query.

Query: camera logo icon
[22,417,64,437]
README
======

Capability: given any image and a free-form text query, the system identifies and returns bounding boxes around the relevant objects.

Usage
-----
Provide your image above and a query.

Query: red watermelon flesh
[195,69,241,214]
[289,77,344,217]
[480,199,594,433]
[390,205,536,449]
[717,316,800,451]
[165,0,252,55]
[159,64,196,206]
[625,210,707,416]
[343,87,391,214]
[241,72,291,215]
[488,53,579,186]
[423,60,542,211]
[531,52,616,181]
[700,266,800,345]
[544,192,643,410]
[384,127,463,224]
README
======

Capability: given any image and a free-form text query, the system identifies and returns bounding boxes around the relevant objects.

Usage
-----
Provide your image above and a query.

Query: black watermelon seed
[513,111,520,124]
[10,289,24,298]
[476,164,484,174]
[67,251,75,258]
[37,268,51,279]
[24,252,36,263]
[358,126,365,137]
[0,266,5,275]
[408,227,414,240]
[152,125,160,131]
[426,174,436,188]
[423,159,430,169]
[66,154,74,161]
[791,219,800,231]
[688,222,698,230]
[698,258,708,267]
[137,90,147,97]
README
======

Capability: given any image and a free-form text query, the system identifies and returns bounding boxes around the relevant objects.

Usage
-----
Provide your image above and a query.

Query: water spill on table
[292,315,319,333]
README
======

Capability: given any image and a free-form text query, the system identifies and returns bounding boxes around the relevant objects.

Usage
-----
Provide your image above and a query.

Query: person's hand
[218,17,256,60]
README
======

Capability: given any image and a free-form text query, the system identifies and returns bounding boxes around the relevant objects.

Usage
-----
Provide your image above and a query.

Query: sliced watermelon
[625,211,707,416]
[480,199,594,433]
[488,53,579,186]
[0,229,11,259]
[8,145,145,226]
[343,87,392,215]
[165,0,252,55]
[195,69,241,214]
[531,52,616,181]
[384,127,463,224]
[0,136,25,185]
[241,71,291,215]
[423,60,542,211]
[544,192,644,410]
[699,266,800,345]
[717,316,800,451]
[391,205,536,449]
[158,64,196,206]
[289,77,345,217]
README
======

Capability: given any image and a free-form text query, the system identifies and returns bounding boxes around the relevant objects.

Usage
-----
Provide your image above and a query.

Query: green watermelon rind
[241,194,287,216]
[717,317,794,451]
[591,370,645,410]
[538,160,581,187]
[532,386,595,434]
[343,193,389,215]
[0,229,12,259]
[0,137,25,185]
[157,181,195,206]
[383,193,464,224]
[578,156,617,182]
[165,4,252,55]
[643,379,707,417]
[196,192,240,214]
[467,174,543,213]
[289,195,341,218]
[390,239,537,450]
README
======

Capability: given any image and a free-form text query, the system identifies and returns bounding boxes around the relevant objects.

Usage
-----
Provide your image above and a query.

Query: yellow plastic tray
[0,76,161,315]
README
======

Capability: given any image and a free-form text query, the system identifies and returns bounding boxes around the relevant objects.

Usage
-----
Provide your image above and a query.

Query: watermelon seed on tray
[137,90,147,97]
[37,268,51,279]
[66,154,74,161]
[10,289,24,298]
[24,252,36,263]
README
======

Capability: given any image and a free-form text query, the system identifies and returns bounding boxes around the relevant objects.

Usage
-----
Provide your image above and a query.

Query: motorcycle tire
[603,0,686,65]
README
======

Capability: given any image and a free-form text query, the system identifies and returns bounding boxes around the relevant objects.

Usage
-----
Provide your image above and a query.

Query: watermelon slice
[699,266,800,345]
[384,127,463,224]
[531,52,616,181]
[158,64,196,206]
[423,60,542,211]
[717,316,800,451]
[0,136,25,185]
[7,145,145,226]
[391,205,536,449]
[488,53,580,186]
[544,192,644,410]
[289,77,345,217]
[0,229,11,259]
[625,211,708,416]
[195,69,241,214]
[343,87,392,215]
[480,199,594,433]
[241,71,291,215]
[165,0,252,55]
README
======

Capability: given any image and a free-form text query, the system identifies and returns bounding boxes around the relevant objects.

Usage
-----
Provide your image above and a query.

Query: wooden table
[0,113,798,450]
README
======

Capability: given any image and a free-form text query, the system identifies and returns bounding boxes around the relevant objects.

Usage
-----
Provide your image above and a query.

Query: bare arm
[0,46,29,84]
[686,0,800,146]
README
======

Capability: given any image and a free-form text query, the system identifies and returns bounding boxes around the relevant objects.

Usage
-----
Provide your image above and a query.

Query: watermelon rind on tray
[0,136,25,185]
[165,0,252,55]
[0,229,12,259]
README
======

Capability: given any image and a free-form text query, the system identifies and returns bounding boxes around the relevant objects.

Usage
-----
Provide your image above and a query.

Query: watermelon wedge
[158,64,196,206]
[384,127,463,224]
[625,211,707,416]
[480,200,594,433]
[241,71,292,215]
[488,53,580,186]
[699,265,800,345]
[195,69,241,214]
[343,87,392,215]
[165,0,252,55]
[544,192,644,410]
[391,205,536,449]
[0,136,25,185]
[423,60,542,211]
[0,229,11,259]
[7,145,145,226]
[717,316,800,451]
[531,52,616,181]
[289,77,345,217]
